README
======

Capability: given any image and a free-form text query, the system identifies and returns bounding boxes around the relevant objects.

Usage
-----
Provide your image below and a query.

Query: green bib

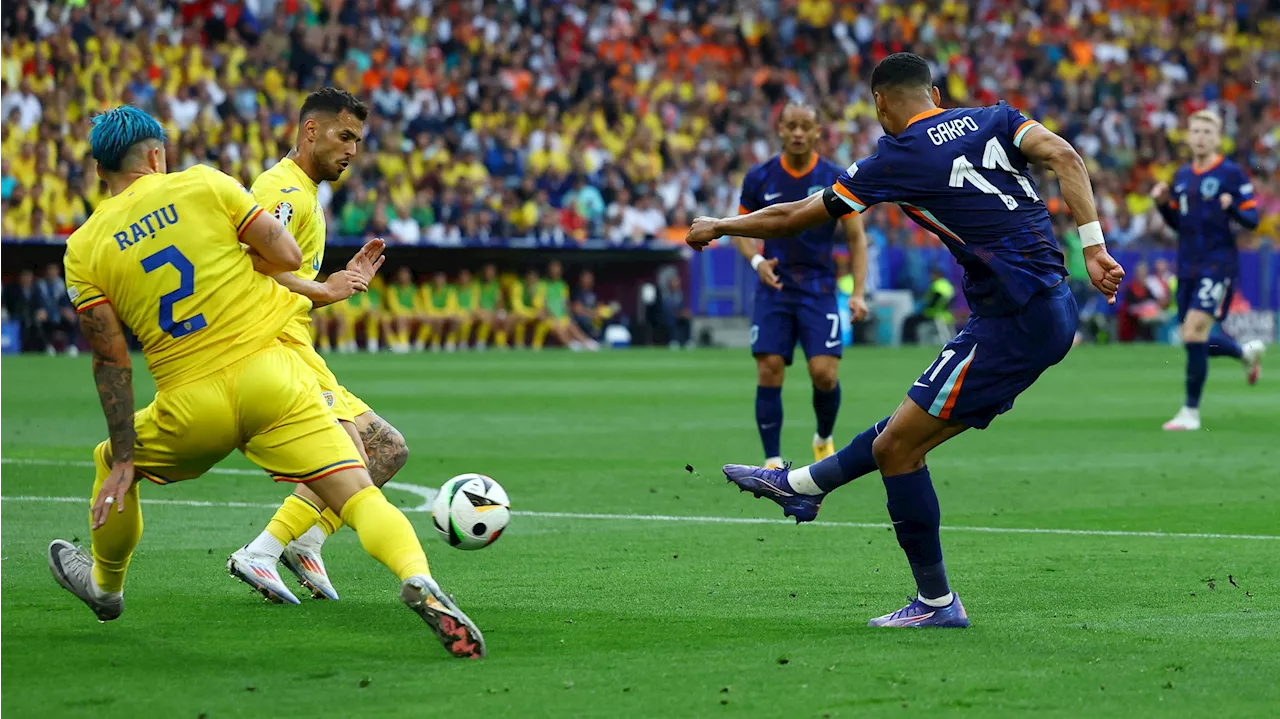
[431,285,454,311]
[541,280,568,317]
[393,285,416,309]
[479,281,500,310]
[455,284,477,310]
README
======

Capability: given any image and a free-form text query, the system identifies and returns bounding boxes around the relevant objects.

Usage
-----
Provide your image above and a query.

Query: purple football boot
[722,464,824,523]
[868,594,969,628]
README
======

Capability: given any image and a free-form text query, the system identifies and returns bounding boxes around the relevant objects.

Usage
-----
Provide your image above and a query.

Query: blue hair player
[730,103,869,468]
[1151,109,1264,432]
[686,53,1126,628]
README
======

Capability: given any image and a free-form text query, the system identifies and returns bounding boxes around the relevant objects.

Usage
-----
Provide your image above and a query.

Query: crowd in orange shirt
[1,0,1276,247]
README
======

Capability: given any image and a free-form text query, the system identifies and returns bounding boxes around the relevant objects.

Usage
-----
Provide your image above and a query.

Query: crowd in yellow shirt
[1,0,1275,250]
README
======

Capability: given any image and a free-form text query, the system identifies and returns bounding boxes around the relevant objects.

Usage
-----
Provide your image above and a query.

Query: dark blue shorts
[1176,275,1234,323]
[907,282,1077,429]
[751,289,842,365]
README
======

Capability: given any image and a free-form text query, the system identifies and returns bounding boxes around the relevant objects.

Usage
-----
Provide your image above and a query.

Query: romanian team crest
[273,201,294,224]
[322,391,335,408]
[1199,176,1220,199]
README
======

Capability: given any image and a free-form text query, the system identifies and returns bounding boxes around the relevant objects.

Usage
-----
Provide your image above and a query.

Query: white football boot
[48,540,124,622]
[227,546,300,604]
[1242,340,1265,386]
[1162,406,1201,431]
[281,540,340,601]
[400,575,486,659]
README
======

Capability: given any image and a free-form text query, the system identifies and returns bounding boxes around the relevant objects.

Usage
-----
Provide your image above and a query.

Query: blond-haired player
[50,106,484,658]
[1150,109,1264,431]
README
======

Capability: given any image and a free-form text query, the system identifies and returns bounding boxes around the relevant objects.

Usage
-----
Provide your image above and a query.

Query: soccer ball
[431,473,510,550]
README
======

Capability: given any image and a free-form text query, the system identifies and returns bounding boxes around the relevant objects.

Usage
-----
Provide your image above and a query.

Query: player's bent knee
[1181,316,1212,343]
[871,429,924,476]
[809,366,839,392]
[756,355,786,386]
[381,428,409,484]
[306,467,374,515]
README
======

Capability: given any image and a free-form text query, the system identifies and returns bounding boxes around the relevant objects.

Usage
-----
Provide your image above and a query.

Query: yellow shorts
[94,343,365,485]
[282,335,371,423]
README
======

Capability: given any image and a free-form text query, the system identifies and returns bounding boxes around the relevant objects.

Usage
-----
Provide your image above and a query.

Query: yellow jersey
[63,165,309,390]
[251,157,324,345]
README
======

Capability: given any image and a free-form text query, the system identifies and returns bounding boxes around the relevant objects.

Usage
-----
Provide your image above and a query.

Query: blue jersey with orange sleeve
[1156,156,1259,281]
[739,153,844,296]
[830,103,1067,316]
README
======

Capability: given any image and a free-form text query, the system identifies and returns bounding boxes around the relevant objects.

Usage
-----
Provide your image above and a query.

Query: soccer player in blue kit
[1150,109,1264,432]
[686,53,1126,628]
[731,103,869,468]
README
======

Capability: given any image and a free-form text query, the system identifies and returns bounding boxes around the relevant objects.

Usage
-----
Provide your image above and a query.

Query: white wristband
[1078,221,1105,248]
[750,254,766,271]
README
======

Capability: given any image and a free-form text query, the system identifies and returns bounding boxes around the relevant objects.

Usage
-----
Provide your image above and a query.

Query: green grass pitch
[2,345,1277,718]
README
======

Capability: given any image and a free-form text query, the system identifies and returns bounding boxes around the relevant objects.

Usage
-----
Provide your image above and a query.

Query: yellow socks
[340,485,430,581]
[266,494,322,546]
[89,447,143,593]
[532,320,551,349]
[318,507,344,535]
[475,320,491,346]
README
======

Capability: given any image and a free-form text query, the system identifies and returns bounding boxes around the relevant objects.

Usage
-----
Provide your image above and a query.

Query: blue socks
[812,383,841,439]
[1208,331,1243,359]
[755,385,783,459]
[883,466,950,601]
[1185,342,1208,409]
[806,416,888,492]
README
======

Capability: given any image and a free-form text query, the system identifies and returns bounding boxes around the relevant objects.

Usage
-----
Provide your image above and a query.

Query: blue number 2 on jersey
[140,246,208,339]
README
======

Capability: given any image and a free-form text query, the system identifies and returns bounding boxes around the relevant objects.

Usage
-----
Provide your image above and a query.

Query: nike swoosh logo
[825,340,841,348]
[759,423,778,430]
[764,192,782,201]
[912,381,929,388]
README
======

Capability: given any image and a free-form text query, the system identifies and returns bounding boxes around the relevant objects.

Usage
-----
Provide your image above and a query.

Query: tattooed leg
[352,411,409,487]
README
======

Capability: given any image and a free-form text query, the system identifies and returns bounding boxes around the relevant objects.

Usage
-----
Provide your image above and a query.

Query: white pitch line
[3,457,1277,541]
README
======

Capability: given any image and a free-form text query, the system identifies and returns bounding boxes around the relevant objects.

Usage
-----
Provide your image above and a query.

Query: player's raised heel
[1242,340,1265,386]
[400,575,486,659]
[722,463,824,523]
[868,594,969,628]
[48,539,124,623]
[281,542,340,601]
[227,547,301,605]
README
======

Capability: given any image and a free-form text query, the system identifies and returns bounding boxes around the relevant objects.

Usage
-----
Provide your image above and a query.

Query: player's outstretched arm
[263,237,386,307]
[687,193,832,250]
[79,302,136,528]
[241,209,303,274]
[1018,125,1125,304]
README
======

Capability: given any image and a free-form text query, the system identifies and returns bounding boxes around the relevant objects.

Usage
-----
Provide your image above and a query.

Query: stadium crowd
[2,0,1277,248]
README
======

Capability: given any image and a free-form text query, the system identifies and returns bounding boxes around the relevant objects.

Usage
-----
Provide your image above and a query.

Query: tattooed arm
[80,302,138,528]
[241,209,302,274]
